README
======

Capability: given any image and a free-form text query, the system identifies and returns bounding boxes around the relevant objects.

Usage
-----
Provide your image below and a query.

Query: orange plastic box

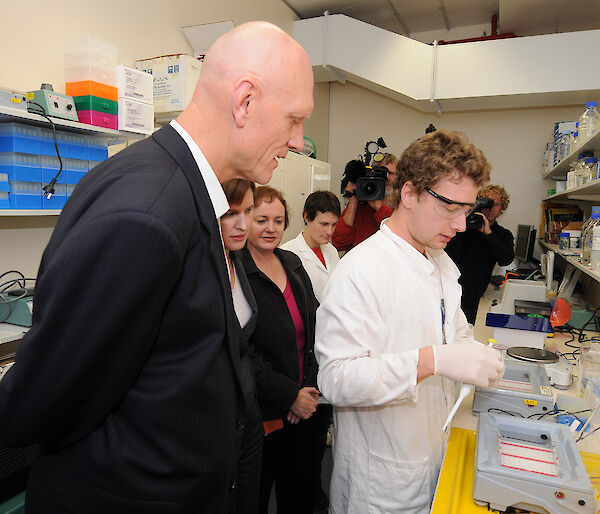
[65,81,117,102]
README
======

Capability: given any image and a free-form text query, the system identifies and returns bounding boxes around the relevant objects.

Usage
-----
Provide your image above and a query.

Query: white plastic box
[117,65,153,104]
[65,35,117,86]
[135,54,202,113]
[118,98,154,135]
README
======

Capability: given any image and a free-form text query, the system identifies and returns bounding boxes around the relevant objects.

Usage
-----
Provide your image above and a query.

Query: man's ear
[400,181,417,208]
[232,79,255,128]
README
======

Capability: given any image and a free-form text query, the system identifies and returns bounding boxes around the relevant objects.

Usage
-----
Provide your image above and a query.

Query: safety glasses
[425,188,477,219]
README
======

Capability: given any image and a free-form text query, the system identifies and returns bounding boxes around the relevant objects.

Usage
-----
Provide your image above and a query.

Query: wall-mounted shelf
[543,130,600,180]
[544,178,600,202]
[0,105,146,143]
[0,210,60,216]
[540,240,600,283]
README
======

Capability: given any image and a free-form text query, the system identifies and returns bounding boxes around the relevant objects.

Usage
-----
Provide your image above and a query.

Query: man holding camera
[331,154,397,252]
[315,130,504,513]
[445,184,514,324]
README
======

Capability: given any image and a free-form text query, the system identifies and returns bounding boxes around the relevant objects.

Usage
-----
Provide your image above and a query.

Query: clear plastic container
[592,224,600,269]
[578,101,600,144]
[581,209,600,265]
[578,342,600,396]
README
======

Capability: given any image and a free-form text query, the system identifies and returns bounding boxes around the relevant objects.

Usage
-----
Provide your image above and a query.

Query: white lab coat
[315,221,474,514]
[280,231,340,303]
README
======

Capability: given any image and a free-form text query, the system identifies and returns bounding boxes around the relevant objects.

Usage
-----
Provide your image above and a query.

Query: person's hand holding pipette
[432,338,504,387]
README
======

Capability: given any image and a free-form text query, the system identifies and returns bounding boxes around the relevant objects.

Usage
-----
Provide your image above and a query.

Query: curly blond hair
[479,184,510,212]
[390,130,491,209]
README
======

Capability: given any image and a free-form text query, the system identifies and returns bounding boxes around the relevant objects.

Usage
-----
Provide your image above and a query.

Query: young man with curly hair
[315,129,505,513]
[445,184,515,324]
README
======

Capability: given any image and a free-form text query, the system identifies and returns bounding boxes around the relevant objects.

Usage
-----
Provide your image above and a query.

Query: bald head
[178,21,314,185]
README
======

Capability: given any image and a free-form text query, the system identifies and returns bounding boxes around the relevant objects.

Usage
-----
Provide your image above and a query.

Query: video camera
[340,137,388,202]
[466,197,494,230]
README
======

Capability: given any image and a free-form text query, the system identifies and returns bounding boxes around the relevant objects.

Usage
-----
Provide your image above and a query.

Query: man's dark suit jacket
[0,125,250,513]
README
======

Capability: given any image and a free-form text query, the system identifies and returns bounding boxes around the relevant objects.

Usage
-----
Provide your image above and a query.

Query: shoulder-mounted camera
[341,137,388,202]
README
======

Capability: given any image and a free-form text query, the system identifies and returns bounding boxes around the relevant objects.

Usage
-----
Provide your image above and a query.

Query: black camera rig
[340,137,388,202]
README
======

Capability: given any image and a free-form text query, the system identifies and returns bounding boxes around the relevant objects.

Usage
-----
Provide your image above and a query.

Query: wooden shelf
[0,105,146,143]
[543,130,600,180]
[540,240,600,283]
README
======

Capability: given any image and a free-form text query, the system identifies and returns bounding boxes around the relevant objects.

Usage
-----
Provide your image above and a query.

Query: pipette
[442,339,497,432]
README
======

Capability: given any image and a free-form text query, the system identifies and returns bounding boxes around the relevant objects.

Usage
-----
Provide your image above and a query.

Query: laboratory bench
[432,289,600,513]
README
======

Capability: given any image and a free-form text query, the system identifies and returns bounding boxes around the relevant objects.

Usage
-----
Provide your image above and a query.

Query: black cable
[26,101,63,198]
[487,408,523,417]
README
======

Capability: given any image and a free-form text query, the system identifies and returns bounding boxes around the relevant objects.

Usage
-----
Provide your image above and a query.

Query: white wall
[326,81,583,238]
[0,0,298,278]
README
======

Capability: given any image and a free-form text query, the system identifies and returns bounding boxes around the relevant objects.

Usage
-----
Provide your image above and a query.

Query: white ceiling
[283,0,600,39]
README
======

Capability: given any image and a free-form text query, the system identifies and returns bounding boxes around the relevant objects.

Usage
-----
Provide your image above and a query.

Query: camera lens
[363,182,376,196]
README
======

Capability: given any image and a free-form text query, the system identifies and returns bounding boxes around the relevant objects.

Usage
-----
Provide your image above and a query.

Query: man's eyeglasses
[425,188,478,218]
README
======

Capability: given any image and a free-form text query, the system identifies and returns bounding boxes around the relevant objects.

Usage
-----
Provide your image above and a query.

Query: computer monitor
[515,224,537,264]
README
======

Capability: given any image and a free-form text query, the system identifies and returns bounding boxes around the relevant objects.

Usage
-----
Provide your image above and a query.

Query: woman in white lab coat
[280,191,341,303]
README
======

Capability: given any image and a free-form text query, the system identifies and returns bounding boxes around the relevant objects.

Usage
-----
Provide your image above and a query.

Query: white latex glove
[432,342,505,387]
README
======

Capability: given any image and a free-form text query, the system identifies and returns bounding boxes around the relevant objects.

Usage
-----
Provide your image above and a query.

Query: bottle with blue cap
[578,101,600,144]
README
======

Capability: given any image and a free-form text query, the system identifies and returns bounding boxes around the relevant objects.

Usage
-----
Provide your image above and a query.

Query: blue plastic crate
[67,170,87,184]
[0,123,42,154]
[65,133,88,160]
[39,128,68,158]
[0,191,9,209]
[42,194,67,209]
[0,154,42,182]
[41,156,68,184]
[88,145,108,161]
[8,193,42,209]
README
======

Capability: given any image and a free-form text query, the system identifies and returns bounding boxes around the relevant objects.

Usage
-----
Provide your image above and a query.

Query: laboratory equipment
[0,88,27,112]
[506,346,559,363]
[0,288,33,327]
[473,412,595,513]
[485,312,553,349]
[491,279,546,315]
[544,355,574,389]
[472,359,554,417]
[26,85,78,122]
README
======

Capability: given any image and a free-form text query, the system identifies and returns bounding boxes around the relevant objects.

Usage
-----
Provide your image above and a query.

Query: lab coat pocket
[367,452,430,514]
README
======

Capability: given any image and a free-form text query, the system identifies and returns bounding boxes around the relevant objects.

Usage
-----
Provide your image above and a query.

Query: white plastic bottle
[581,208,600,265]
[578,101,600,145]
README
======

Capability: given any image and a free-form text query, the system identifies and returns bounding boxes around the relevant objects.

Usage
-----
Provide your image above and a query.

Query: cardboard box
[135,54,202,113]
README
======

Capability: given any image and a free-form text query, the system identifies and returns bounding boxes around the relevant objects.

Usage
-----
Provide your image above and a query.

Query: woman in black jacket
[239,186,319,514]
[220,179,263,514]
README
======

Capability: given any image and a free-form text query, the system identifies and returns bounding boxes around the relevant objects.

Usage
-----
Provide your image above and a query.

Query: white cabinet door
[267,152,331,244]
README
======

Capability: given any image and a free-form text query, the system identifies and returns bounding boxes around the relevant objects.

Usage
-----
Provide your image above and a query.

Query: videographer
[445,184,514,324]
[332,158,394,252]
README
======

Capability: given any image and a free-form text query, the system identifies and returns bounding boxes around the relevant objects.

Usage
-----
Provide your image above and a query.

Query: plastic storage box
[0,153,42,182]
[8,181,42,209]
[64,36,117,86]
[73,96,118,115]
[0,123,42,154]
[66,80,118,101]
[77,110,118,130]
